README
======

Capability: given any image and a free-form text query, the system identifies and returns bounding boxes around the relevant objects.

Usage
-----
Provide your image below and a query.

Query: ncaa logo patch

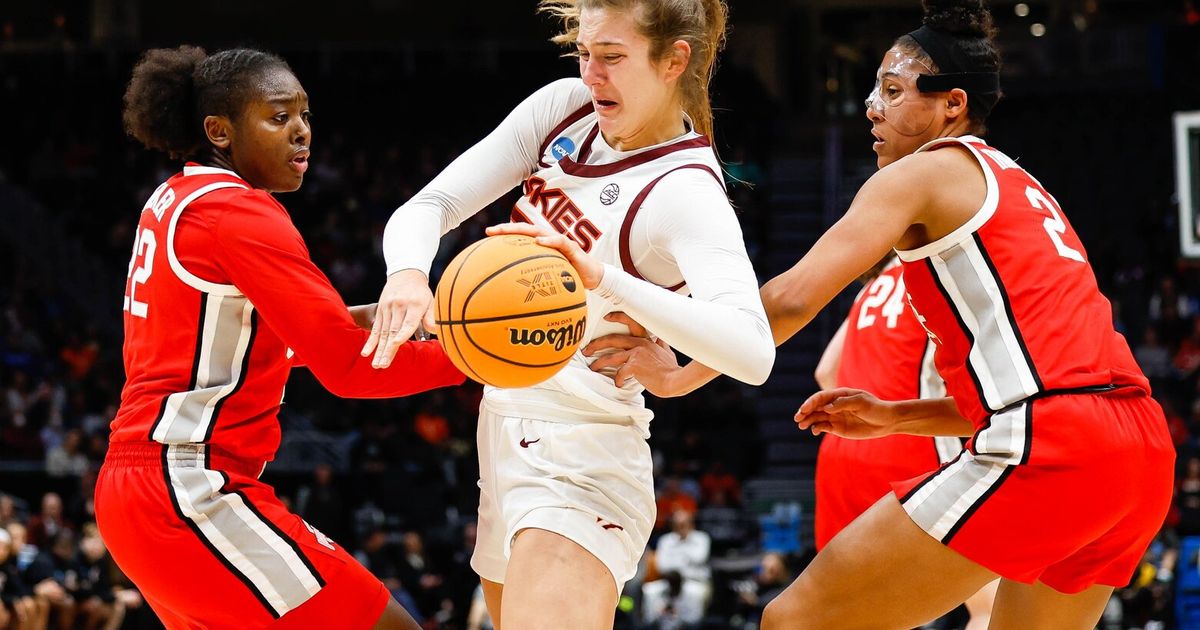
[600,183,620,205]
[550,137,576,161]
[559,270,577,292]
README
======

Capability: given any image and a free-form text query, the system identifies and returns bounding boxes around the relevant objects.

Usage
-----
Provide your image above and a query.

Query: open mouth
[595,99,618,111]
[870,129,885,150]
[290,150,310,174]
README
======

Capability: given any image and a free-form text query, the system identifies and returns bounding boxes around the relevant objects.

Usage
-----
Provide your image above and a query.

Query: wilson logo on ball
[509,317,587,352]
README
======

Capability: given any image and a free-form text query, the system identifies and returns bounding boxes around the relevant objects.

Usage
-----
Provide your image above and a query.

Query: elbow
[814,364,836,390]
[738,341,775,386]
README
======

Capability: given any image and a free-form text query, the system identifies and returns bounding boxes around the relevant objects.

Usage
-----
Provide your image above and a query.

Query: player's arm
[368,79,594,366]
[632,152,948,396]
[211,192,464,398]
[795,388,974,438]
[814,318,848,390]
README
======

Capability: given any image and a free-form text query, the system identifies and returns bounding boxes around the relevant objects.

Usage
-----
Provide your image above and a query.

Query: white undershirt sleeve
[592,172,775,385]
[382,78,592,275]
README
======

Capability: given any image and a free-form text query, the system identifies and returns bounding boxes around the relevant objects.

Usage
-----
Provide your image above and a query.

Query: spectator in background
[58,331,99,380]
[655,477,699,531]
[0,494,19,529]
[734,552,792,625]
[25,529,79,629]
[45,428,88,478]
[397,530,446,622]
[6,523,38,575]
[353,528,424,625]
[77,524,142,630]
[26,493,72,549]
[643,510,711,627]
[414,401,450,447]
[699,461,741,506]
[1150,277,1195,323]
[642,571,703,629]
[695,488,746,555]
[1174,316,1200,379]
[1135,328,1175,381]
[295,462,351,545]
[1177,456,1200,536]
[0,527,45,630]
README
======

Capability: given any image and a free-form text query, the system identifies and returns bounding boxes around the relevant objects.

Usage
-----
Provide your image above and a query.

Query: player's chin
[275,171,305,193]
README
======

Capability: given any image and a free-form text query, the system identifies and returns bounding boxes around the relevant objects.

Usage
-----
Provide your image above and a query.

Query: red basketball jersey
[112,165,463,462]
[837,261,943,401]
[815,261,960,549]
[896,137,1148,425]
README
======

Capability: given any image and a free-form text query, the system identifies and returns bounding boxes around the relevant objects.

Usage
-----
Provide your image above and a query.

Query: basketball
[434,234,588,388]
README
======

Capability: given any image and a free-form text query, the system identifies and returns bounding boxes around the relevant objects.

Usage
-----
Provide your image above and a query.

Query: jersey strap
[618,163,724,292]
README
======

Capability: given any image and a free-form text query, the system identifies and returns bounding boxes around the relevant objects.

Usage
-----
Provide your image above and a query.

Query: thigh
[963,579,999,630]
[989,580,1113,630]
[762,494,998,630]
[481,579,504,630]
[501,528,617,630]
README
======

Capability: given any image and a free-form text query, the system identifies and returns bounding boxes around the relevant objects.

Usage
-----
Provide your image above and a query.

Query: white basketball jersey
[485,103,726,434]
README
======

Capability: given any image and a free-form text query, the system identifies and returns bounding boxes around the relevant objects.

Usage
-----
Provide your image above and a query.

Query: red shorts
[815,433,962,550]
[95,442,388,629]
[892,389,1174,593]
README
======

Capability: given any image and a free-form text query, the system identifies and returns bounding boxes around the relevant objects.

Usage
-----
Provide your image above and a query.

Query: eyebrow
[265,95,308,106]
[579,40,625,47]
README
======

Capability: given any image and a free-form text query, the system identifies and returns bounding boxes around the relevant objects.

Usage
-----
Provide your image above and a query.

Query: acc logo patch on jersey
[550,137,576,162]
[600,183,620,205]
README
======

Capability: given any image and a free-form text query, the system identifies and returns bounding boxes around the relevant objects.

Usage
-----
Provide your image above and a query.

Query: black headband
[906,25,1001,117]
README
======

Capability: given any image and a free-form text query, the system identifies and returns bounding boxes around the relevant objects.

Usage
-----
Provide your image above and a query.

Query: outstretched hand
[486,223,604,290]
[794,388,897,439]
[362,269,436,368]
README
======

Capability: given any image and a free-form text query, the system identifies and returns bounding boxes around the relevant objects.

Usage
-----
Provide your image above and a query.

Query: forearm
[594,264,774,385]
[889,397,975,437]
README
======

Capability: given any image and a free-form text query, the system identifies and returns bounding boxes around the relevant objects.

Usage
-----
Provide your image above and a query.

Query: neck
[933,117,977,141]
[204,147,237,173]
[604,102,688,152]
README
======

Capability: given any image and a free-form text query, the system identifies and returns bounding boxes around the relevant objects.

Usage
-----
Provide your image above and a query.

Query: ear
[944,88,969,121]
[662,39,691,83]
[203,115,233,150]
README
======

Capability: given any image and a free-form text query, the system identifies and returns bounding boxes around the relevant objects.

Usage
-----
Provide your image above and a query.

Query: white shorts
[470,401,656,593]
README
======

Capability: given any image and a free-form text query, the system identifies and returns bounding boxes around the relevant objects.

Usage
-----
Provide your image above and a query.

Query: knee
[761,595,802,630]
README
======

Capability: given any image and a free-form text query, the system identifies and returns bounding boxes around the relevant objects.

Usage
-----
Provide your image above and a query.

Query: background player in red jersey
[589,0,1175,627]
[813,256,996,628]
[94,46,465,630]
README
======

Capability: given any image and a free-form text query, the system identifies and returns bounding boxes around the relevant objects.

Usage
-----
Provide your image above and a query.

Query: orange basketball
[434,235,588,388]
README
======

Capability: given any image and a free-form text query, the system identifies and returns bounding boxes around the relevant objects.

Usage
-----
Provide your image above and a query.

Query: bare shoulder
[883,144,981,187]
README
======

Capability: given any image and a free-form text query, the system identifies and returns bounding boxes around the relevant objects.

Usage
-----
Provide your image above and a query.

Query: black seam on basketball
[462,307,581,368]
[443,239,494,386]
[435,301,588,326]
[462,253,569,313]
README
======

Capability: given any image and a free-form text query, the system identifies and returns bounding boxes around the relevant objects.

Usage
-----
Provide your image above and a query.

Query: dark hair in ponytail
[123,46,292,159]
[895,0,1002,130]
